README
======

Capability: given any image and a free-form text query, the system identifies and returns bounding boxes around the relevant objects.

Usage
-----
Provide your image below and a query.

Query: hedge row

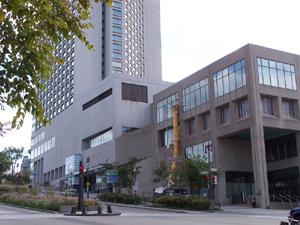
[99,192,141,204]
[151,196,210,210]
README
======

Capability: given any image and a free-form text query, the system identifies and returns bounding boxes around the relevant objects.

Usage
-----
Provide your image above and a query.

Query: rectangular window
[237,98,249,119]
[112,2,122,7]
[261,96,275,115]
[122,83,147,103]
[157,93,179,123]
[257,57,297,90]
[213,59,246,98]
[112,61,122,68]
[112,18,122,24]
[282,100,295,118]
[113,43,122,50]
[83,88,112,110]
[112,9,122,16]
[187,118,196,136]
[202,113,211,131]
[122,127,139,135]
[85,128,113,150]
[220,105,230,125]
[161,128,174,147]
[52,137,55,148]
[113,35,122,42]
[182,78,209,111]
[112,26,122,33]
[184,140,212,162]
[112,52,122,59]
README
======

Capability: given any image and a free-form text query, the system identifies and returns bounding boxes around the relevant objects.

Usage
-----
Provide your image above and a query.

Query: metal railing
[270,194,284,207]
[279,195,292,208]
[287,195,300,206]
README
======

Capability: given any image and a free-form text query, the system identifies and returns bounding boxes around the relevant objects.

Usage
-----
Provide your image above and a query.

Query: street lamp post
[205,144,214,213]
[133,168,137,205]
[86,157,90,199]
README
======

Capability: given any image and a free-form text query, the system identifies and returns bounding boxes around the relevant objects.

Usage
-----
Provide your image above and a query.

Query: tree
[0,151,12,176]
[21,168,31,184]
[97,157,142,194]
[181,155,223,197]
[0,0,112,135]
[170,164,187,194]
[3,146,23,176]
[150,161,170,190]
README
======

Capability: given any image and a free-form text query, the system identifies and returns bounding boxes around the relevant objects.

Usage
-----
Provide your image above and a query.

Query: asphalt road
[0,203,290,225]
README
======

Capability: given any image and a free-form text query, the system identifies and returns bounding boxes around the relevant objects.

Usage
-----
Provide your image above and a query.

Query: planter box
[59,205,76,213]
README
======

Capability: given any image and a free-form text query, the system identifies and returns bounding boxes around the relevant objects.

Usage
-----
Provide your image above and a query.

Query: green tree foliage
[181,155,223,197]
[0,0,112,134]
[0,151,12,176]
[150,161,170,189]
[170,164,187,193]
[21,169,31,184]
[97,157,141,193]
[3,146,23,175]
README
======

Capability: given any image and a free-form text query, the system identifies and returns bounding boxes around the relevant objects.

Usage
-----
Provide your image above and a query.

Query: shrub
[99,192,141,204]
[152,195,210,210]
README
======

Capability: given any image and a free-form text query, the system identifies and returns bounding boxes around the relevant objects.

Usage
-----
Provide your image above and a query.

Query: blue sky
[1,0,300,155]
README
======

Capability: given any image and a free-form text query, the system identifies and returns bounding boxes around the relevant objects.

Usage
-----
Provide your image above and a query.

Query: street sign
[31,174,38,176]
[106,170,118,172]
[106,172,118,176]
[64,180,71,184]
[107,176,118,179]
[107,180,119,183]
[133,181,139,191]
[167,157,183,162]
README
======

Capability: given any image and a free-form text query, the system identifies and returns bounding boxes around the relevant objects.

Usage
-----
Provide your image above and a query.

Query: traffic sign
[167,157,183,162]
[106,170,118,172]
[106,172,118,176]
[107,176,118,179]
[107,180,119,183]
[133,181,139,191]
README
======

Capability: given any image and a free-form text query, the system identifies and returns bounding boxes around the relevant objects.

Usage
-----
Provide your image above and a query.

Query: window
[122,83,147,103]
[112,1,122,7]
[112,18,122,24]
[237,98,249,119]
[157,93,179,123]
[113,35,122,41]
[184,140,212,162]
[282,100,295,118]
[265,133,297,162]
[85,128,113,149]
[220,105,230,125]
[261,96,275,115]
[213,59,246,98]
[112,9,122,16]
[112,52,122,59]
[112,61,122,68]
[112,26,122,33]
[257,58,297,90]
[161,128,173,147]
[182,77,209,111]
[113,43,122,50]
[83,88,112,110]
[187,118,196,136]
[122,127,139,135]
[202,113,211,131]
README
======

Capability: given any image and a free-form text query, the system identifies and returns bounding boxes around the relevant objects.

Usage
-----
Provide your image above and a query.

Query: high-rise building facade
[29,0,171,188]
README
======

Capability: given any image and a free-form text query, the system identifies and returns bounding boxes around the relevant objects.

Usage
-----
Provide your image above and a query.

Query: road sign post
[106,170,118,202]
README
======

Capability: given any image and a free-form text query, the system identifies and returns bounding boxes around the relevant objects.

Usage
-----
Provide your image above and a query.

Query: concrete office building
[29,0,172,189]
[116,44,300,208]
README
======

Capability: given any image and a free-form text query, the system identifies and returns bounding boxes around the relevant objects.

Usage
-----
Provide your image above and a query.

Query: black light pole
[205,144,214,213]
[86,157,90,199]
[133,168,137,205]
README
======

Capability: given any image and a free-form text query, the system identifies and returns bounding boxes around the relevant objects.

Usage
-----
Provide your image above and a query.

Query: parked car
[287,207,300,225]
[62,189,78,197]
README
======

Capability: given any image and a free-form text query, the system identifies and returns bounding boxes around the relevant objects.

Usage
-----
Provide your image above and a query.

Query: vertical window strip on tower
[124,0,145,77]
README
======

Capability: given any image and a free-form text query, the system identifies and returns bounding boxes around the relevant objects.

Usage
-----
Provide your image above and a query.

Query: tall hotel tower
[30,0,171,188]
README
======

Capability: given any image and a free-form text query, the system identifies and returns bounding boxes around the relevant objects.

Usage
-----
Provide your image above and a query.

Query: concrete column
[250,126,270,208]
[247,45,270,208]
